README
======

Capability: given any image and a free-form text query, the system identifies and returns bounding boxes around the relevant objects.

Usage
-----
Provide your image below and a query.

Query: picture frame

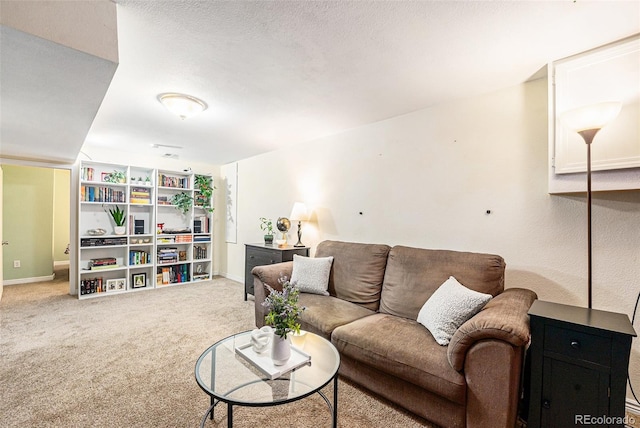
[132,273,147,289]
[101,172,110,182]
[106,279,118,292]
[105,278,126,292]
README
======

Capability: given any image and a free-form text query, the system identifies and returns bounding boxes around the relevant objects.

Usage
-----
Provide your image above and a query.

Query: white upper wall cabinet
[549,34,640,193]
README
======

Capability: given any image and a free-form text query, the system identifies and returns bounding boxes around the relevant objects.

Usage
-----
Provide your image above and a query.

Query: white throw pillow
[290,255,334,296]
[417,276,492,346]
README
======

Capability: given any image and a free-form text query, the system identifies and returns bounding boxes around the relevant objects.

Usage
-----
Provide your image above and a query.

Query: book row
[81,185,126,203]
[130,250,150,265]
[158,174,189,189]
[157,264,190,285]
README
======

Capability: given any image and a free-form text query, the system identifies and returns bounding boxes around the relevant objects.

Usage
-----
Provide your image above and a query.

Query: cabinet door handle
[570,340,581,349]
[542,399,551,409]
[270,260,275,264]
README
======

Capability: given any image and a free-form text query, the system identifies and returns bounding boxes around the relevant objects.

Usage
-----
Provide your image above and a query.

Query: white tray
[235,342,311,380]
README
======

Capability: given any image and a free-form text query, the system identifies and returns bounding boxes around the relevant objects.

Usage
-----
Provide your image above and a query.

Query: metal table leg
[333,376,338,428]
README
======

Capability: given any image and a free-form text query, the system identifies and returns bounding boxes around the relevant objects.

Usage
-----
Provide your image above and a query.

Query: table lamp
[289,202,309,247]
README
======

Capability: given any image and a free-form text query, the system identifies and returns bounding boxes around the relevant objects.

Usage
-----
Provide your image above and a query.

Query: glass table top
[195,330,340,406]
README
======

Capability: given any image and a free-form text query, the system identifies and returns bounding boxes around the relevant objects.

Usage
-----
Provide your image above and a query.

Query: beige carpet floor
[0,271,432,427]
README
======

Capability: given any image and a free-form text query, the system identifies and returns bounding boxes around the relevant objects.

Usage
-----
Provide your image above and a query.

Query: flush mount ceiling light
[157,93,207,120]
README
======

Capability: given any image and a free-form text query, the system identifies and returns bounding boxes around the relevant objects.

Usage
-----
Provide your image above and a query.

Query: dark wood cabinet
[527,300,636,428]
[244,243,309,300]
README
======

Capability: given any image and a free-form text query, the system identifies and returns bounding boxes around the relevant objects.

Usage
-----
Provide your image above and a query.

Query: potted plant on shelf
[262,277,304,365]
[259,217,275,244]
[105,205,126,235]
[104,170,126,184]
[171,192,193,214]
[194,174,215,213]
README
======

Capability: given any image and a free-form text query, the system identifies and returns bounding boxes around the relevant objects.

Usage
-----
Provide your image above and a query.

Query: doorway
[1,164,71,290]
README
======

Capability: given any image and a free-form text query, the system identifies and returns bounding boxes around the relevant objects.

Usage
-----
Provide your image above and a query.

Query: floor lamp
[561,101,622,309]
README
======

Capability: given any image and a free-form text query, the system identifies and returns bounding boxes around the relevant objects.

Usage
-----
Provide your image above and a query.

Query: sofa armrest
[251,261,294,327]
[447,288,537,371]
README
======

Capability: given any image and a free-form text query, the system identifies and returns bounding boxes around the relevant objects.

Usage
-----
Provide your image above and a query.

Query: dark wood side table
[527,300,636,428]
[244,243,309,300]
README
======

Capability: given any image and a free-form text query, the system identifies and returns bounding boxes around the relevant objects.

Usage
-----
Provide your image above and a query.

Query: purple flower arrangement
[262,276,305,339]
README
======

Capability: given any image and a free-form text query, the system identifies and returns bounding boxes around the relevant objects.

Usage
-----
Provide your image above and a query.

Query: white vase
[271,334,291,366]
[114,226,126,235]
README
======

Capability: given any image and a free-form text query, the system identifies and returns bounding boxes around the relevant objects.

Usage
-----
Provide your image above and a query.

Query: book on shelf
[158,174,189,189]
[80,277,104,294]
[81,186,125,203]
[88,257,116,267]
[129,250,150,265]
[193,245,208,260]
[87,264,120,271]
[81,167,95,182]
[130,187,151,204]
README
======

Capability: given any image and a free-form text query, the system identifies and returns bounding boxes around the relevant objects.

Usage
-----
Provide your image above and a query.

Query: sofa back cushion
[315,240,391,311]
[379,246,505,320]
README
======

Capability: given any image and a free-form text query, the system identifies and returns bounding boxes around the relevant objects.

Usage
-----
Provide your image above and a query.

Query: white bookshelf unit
[77,161,213,298]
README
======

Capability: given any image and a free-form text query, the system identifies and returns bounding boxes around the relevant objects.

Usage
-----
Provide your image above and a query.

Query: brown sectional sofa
[252,240,537,428]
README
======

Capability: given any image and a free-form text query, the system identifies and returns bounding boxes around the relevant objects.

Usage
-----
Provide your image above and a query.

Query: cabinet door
[541,358,609,427]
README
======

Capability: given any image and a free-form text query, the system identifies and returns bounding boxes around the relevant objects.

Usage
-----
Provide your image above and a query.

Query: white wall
[223,77,640,400]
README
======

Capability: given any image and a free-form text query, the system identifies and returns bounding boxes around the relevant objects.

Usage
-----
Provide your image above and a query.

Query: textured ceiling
[3,1,640,166]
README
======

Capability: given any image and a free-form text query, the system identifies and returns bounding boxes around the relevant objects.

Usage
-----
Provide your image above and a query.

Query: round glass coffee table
[195,330,340,428]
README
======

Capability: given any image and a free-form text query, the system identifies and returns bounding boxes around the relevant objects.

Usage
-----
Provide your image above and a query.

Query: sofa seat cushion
[315,240,391,311]
[331,313,466,405]
[297,293,376,340]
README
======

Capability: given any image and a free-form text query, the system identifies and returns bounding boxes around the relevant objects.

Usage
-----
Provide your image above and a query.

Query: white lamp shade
[560,101,622,132]
[290,202,309,221]
[158,93,207,120]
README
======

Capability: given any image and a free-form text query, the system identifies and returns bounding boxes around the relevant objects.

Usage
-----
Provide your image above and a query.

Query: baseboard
[219,272,243,283]
[627,398,640,415]
[4,274,55,285]
[54,260,70,268]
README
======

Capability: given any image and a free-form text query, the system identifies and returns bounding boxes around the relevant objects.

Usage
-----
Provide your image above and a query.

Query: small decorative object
[144,176,151,185]
[157,223,165,234]
[105,205,126,235]
[132,273,147,289]
[259,217,275,245]
[86,228,106,236]
[250,326,273,353]
[275,239,287,248]
[276,217,290,245]
[262,277,304,366]
[171,192,193,214]
[194,174,215,213]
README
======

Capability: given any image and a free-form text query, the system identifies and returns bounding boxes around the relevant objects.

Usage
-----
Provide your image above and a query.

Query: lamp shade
[158,93,207,120]
[561,101,622,132]
[290,202,309,222]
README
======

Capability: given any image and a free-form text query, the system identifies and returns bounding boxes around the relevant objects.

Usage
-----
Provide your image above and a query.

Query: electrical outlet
[13,260,20,268]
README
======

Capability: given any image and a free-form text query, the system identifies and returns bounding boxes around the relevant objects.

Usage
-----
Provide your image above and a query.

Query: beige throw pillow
[290,255,334,296]
[417,276,492,346]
